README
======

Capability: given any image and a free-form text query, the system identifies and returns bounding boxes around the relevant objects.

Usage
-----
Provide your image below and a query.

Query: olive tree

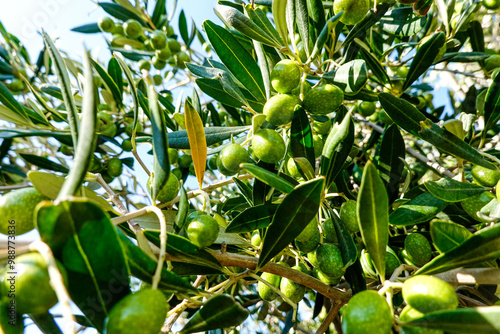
[1,0,500,333]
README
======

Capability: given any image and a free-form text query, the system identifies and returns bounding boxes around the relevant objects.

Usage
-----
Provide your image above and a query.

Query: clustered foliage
[1,0,500,333]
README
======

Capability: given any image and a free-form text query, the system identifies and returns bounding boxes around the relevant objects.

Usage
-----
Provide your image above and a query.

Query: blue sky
[0,0,219,58]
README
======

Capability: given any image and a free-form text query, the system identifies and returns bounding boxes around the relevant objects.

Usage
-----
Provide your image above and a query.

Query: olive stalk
[30,240,75,334]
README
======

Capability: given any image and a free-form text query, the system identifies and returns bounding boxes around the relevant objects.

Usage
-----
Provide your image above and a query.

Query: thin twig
[110,174,254,226]
[147,206,168,290]
[315,301,343,334]
[0,183,31,191]
[95,173,141,233]
[30,240,75,334]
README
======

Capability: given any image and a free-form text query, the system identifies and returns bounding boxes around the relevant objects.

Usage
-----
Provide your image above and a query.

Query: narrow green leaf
[404,307,500,334]
[378,92,426,136]
[403,32,445,91]
[357,44,390,85]
[117,229,196,292]
[330,209,357,268]
[180,294,249,334]
[272,0,289,46]
[253,40,271,100]
[195,78,263,112]
[107,57,123,97]
[225,204,278,233]
[341,4,391,47]
[29,313,63,334]
[468,20,485,53]
[71,23,101,34]
[148,82,170,202]
[58,50,96,200]
[98,2,146,25]
[290,106,315,167]
[357,161,389,280]
[417,223,500,275]
[151,0,167,28]
[419,120,497,170]
[376,124,405,203]
[379,7,428,37]
[320,111,352,187]
[323,59,368,95]
[308,12,343,62]
[257,177,324,269]
[20,153,69,173]
[42,31,79,145]
[114,54,139,139]
[241,163,294,194]
[430,220,472,253]
[295,0,310,57]
[424,178,486,203]
[245,5,284,47]
[232,177,254,206]
[203,20,266,102]
[484,70,500,134]
[92,59,122,107]
[217,4,281,47]
[185,99,206,188]
[179,10,189,46]
[307,0,326,38]
[144,231,223,270]
[0,81,31,124]
[0,104,32,126]
[36,200,131,330]
[390,192,448,226]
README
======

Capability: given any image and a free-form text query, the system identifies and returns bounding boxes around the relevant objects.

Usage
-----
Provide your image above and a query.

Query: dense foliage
[1,0,500,333]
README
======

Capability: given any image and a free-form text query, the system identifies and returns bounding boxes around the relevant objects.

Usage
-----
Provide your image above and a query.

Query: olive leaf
[357,161,389,281]
[257,177,324,269]
[180,294,249,334]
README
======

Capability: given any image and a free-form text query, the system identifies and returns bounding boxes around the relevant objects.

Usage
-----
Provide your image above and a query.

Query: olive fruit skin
[333,0,370,26]
[316,243,344,279]
[1,252,65,315]
[257,272,281,301]
[402,275,458,314]
[218,144,249,174]
[263,94,301,126]
[251,129,286,164]
[280,265,307,303]
[341,290,393,334]
[156,47,172,61]
[404,233,432,267]
[105,289,169,334]
[123,19,143,39]
[178,154,193,168]
[270,59,301,93]
[357,101,376,117]
[138,59,151,72]
[0,188,48,235]
[98,17,115,33]
[150,30,167,50]
[107,158,123,178]
[186,215,219,248]
[303,84,344,115]
[339,200,359,233]
[155,173,180,203]
[471,164,500,187]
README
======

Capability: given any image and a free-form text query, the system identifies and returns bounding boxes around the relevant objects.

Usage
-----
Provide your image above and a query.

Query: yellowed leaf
[184,100,207,188]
